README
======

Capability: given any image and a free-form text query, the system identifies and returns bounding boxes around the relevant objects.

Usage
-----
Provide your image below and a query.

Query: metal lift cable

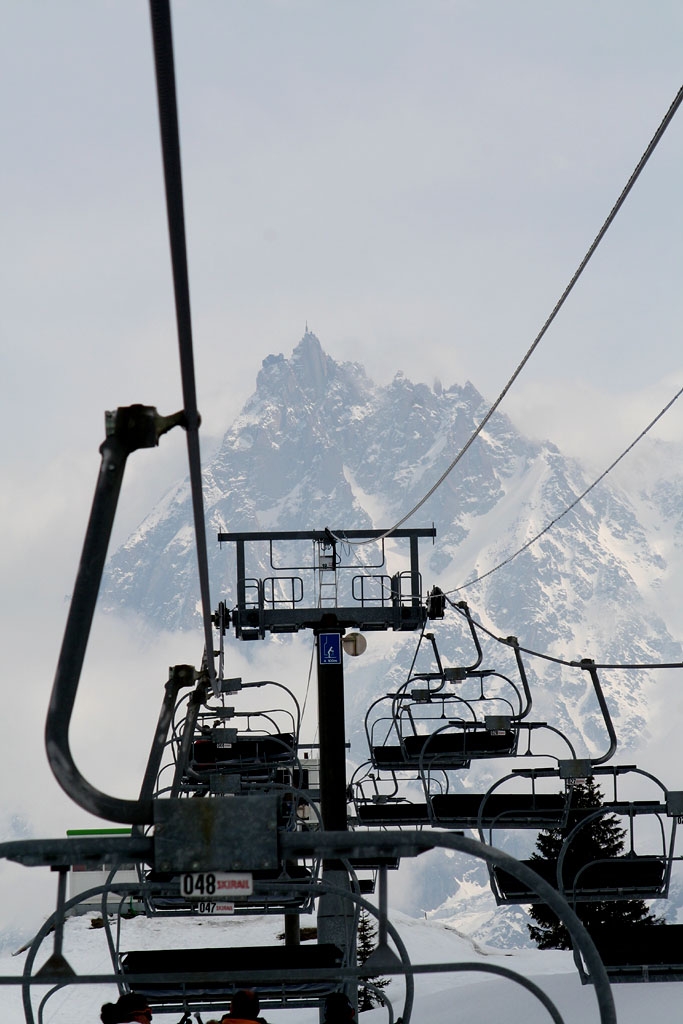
[149,0,215,685]
[447,380,683,592]
[450,600,683,672]
[330,82,683,550]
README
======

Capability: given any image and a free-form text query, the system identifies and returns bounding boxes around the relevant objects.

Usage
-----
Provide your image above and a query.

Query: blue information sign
[319,633,342,665]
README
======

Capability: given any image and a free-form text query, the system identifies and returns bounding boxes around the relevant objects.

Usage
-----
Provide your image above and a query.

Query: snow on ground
[2,910,682,1024]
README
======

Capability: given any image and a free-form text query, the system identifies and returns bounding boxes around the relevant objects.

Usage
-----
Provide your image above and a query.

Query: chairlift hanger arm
[580,660,618,766]
[503,637,533,719]
[454,601,483,670]
[45,406,187,824]
[138,665,199,804]
[171,671,213,799]
[410,632,447,694]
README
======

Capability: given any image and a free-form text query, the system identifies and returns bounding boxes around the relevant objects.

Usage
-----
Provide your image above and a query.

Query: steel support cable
[148,0,216,686]
[329,82,683,551]
[448,380,683,592]
[449,599,683,671]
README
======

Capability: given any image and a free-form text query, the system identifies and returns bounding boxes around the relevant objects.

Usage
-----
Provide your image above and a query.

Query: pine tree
[356,908,389,1011]
[527,777,661,949]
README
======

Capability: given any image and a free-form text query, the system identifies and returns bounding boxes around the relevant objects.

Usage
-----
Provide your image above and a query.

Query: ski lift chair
[576,923,683,984]
[429,787,568,831]
[365,657,531,774]
[119,943,346,1015]
[350,761,430,828]
[489,787,677,905]
[181,678,301,789]
[190,729,297,778]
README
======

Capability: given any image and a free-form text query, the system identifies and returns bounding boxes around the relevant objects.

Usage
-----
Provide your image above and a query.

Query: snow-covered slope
[4,909,681,1024]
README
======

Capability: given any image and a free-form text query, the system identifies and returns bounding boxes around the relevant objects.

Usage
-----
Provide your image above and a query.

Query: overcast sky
[1,1,683,917]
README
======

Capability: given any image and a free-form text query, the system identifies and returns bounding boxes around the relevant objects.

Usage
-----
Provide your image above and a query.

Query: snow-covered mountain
[103,330,681,741]
[101,331,683,942]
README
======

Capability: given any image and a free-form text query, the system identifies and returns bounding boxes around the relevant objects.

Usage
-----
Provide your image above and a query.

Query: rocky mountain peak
[254,330,342,405]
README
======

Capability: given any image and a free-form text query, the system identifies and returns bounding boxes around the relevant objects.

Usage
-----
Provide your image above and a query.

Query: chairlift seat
[403,728,517,763]
[370,745,413,770]
[370,744,468,770]
[356,802,430,825]
[431,792,567,828]
[369,728,518,771]
[120,943,344,1003]
[348,856,400,870]
[492,854,668,904]
[192,733,296,772]
[582,923,683,983]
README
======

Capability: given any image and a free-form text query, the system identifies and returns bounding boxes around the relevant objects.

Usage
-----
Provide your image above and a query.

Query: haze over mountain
[101,331,683,943]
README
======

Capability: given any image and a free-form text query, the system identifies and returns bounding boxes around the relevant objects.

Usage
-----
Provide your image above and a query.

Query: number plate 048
[181,872,253,899]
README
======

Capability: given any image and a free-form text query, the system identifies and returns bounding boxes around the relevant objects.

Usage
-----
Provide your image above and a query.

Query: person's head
[323,992,355,1023]
[226,989,260,1020]
[100,992,153,1024]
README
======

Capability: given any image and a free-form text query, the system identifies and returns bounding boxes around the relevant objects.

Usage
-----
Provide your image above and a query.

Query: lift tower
[216,527,437,1000]
[217,527,436,821]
